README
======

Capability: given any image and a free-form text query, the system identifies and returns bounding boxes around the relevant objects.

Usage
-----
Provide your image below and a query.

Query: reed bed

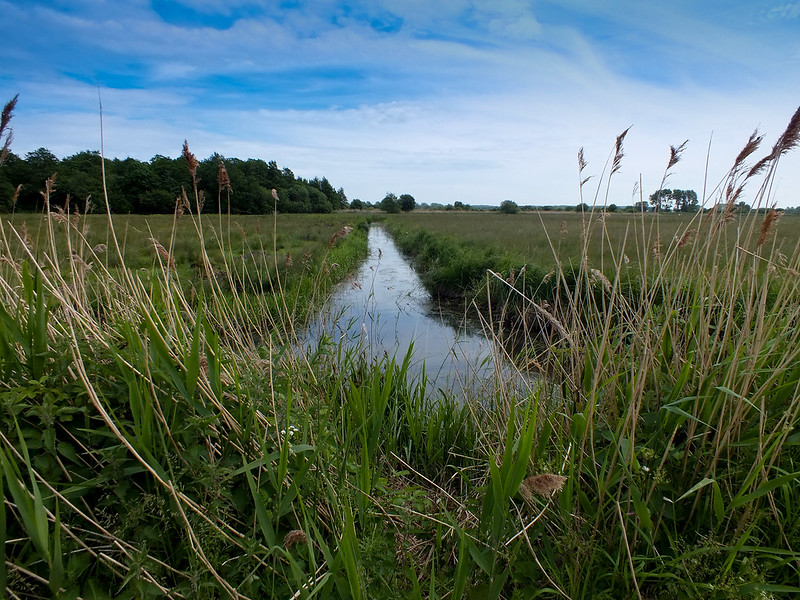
[1,107,800,599]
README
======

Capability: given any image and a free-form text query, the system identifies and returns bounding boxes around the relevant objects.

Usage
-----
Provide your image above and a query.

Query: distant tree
[380,192,400,213]
[633,200,649,212]
[399,193,416,212]
[607,203,618,213]
[309,186,334,213]
[672,189,699,212]
[500,199,520,214]
[349,198,364,210]
[576,202,589,212]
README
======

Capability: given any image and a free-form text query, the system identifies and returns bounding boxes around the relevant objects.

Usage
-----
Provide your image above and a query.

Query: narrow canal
[310,225,524,395]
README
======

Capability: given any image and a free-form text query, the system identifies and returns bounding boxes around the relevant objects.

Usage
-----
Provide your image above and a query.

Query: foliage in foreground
[2,107,800,599]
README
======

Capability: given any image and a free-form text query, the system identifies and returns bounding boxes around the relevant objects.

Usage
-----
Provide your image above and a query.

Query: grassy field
[384,209,800,273]
[3,118,800,598]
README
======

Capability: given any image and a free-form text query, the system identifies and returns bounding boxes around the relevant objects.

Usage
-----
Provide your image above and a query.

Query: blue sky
[1,0,799,207]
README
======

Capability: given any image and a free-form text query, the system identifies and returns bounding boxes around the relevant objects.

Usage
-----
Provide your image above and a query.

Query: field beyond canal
[2,197,800,596]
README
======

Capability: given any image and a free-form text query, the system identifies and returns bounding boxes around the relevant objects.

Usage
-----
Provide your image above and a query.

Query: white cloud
[767,3,800,19]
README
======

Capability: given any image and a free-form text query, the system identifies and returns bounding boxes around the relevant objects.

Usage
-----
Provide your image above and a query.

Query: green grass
[3,111,800,598]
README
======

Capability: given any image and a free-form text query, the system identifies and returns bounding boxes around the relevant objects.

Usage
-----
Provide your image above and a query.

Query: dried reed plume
[174,195,184,219]
[757,207,782,247]
[667,139,689,170]
[773,105,800,158]
[675,228,696,249]
[329,225,353,248]
[0,94,18,165]
[590,268,611,291]
[748,105,800,178]
[578,147,591,188]
[734,129,763,172]
[149,237,175,270]
[611,127,631,176]
[218,160,231,191]
[521,474,567,497]
[182,140,198,180]
[283,530,309,550]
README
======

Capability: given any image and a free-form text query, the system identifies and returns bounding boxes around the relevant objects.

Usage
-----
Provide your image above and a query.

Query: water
[309,226,521,395]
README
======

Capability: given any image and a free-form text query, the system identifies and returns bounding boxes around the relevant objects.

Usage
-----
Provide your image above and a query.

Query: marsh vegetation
[2,107,800,598]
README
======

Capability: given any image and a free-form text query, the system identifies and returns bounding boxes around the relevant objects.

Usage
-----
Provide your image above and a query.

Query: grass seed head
[522,474,567,497]
[218,160,231,191]
[611,126,631,175]
[182,140,198,179]
[283,529,308,550]
[667,139,689,170]
[757,207,782,247]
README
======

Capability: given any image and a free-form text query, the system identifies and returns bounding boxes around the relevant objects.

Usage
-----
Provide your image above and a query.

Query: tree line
[0,147,348,214]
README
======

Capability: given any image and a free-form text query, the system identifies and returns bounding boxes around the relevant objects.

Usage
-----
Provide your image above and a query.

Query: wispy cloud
[1,0,799,207]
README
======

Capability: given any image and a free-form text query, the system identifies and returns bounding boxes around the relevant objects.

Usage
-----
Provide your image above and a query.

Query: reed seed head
[218,160,231,191]
[283,529,308,550]
[329,225,353,248]
[0,94,18,165]
[774,105,800,158]
[757,207,781,247]
[578,147,587,173]
[735,129,763,172]
[182,140,198,179]
[149,237,175,270]
[522,474,567,497]
[611,126,631,176]
[667,140,689,170]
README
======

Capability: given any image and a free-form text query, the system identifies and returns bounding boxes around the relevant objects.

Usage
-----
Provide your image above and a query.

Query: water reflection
[309,226,525,395]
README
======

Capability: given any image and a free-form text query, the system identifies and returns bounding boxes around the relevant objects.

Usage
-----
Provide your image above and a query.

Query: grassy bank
[3,111,800,598]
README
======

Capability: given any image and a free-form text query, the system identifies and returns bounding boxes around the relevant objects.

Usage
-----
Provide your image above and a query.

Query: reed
[2,104,800,598]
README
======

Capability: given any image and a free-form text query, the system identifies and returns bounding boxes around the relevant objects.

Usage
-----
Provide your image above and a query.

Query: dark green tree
[399,193,416,212]
[500,200,520,214]
[380,192,400,213]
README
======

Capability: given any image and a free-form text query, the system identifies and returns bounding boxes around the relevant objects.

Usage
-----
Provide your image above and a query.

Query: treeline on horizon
[0,147,348,214]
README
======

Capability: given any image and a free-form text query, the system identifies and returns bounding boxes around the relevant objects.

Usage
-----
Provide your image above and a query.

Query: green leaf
[453,530,472,600]
[729,471,800,510]
[0,462,6,591]
[678,477,716,502]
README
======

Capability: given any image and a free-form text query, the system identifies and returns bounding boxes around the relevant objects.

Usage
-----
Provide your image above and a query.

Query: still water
[309,226,520,395]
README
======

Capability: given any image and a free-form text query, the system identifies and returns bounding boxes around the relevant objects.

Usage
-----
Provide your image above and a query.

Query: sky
[1,0,799,208]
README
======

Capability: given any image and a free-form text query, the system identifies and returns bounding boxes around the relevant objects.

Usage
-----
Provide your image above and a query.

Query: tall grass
[2,106,800,599]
